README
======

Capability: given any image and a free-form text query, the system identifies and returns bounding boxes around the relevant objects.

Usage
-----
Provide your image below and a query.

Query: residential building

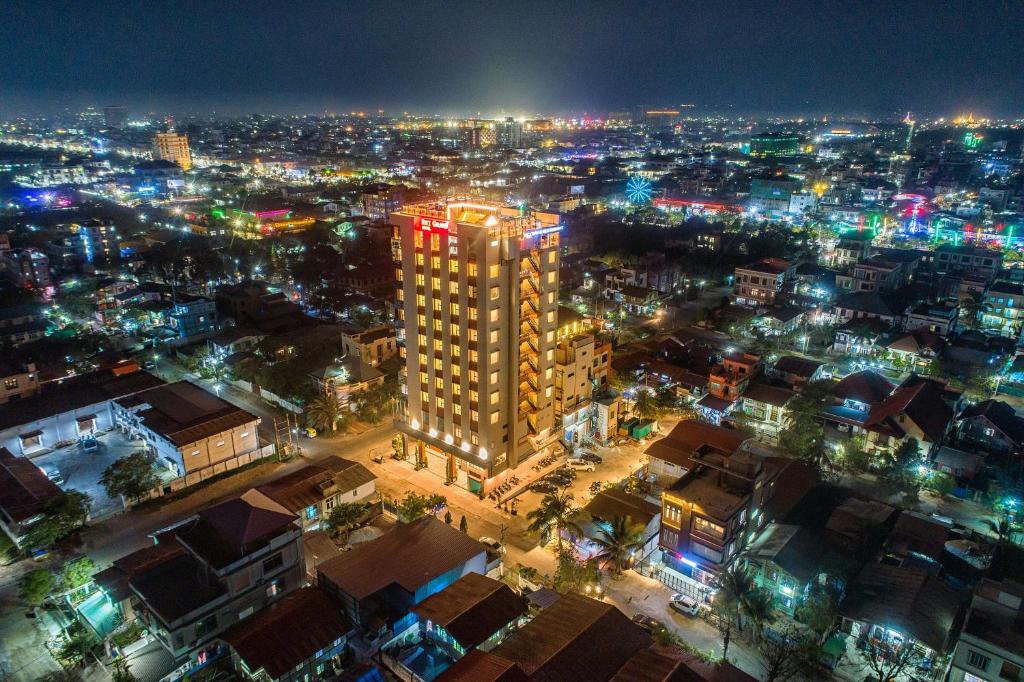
[732,258,794,308]
[169,295,219,342]
[310,358,384,412]
[0,361,40,404]
[834,232,874,268]
[0,303,50,346]
[981,281,1024,337]
[220,586,353,682]
[341,325,397,367]
[948,578,1024,682]
[554,332,611,445]
[112,381,262,477]
[956,399,1024,458]
[748,179,798,219]
[580,488,662,559]
[153,132,193,170]
[697,353,760,422]
[317,516,488,644]
[644,421,750,489]
[392,200,562,496]
[768,356,827,389]
[934,244,1002,281]
[0,447,62,546]
[832,291,905,326]
[836,257,909,293]
[906,302,959,336]
[76,218,120,265]
[3,248,53,293]
[256,456,376,532]
[94,489,304,663]
[738,382,794,444]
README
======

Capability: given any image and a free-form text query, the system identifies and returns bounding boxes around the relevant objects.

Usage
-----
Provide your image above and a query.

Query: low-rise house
[0,446,63,546]
[769,356,827,389]
[94,489,305,664]
[839,563,963,666]
[257,457,376,532]
[168,294,220,343]
[834,232,874,269]
[0,303,51,346]
[738,382,794,444]
[698,353,760,424]
[931,446,986,484]
[310,358,385,412]
[439,592,652,682]
[610,649,758,682]
[732,258,794,308]
[113,381,262,477]
[956,399,1024,458]
[755,305,805,335]
[317,516,488,652]
[208,326,265,358]
[579,488,662,559]
[0,361,40,404]
[935,243,1003,281]
[220,586,354,682]
[341,325,398,367]
[948,578,1024,682]
[981,281,1024,337]
[644,421,749,489]
[906,302,959,337]
[409,573,527,661]
[886,511,952,566]
[884,329,946,370]
[833,317,894,355]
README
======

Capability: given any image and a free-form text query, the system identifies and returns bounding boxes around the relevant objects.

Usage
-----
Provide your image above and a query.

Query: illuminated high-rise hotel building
[153,132,193,171]
[392,200,562,495]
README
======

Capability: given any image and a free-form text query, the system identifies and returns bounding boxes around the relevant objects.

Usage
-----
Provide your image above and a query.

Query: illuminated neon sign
[523,225,562,238]
[414,216,450,233]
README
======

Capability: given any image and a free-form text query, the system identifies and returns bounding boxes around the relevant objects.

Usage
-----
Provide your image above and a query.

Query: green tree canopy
[100,452,159,503]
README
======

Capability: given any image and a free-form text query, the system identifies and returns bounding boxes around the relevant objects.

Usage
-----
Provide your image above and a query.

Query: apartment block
[554,331,611,446]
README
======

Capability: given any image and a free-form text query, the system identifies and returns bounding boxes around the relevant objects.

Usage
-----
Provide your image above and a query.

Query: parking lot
[30,429,162,518]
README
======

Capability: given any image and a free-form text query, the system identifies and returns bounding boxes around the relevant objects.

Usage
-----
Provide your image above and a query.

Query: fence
[133,443,277,506]
[227,379,302,413]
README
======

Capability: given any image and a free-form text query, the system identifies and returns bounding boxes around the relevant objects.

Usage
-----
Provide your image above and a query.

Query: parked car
[305,427,318,438]
[478,536,506,556]
[566,459,595,472]
[630,613,664,632]
[38,466,64,486]
[578,451,603,464]
[80,435,99,454]
[530,481,557,494]
[669,594,700,616]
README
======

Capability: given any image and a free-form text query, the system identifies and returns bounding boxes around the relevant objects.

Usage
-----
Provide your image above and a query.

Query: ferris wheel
[626,175,653,204]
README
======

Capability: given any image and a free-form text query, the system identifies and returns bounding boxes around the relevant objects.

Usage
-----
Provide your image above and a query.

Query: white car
[669,594,700,616]
[566,459,595,472]
[478,536,506,555]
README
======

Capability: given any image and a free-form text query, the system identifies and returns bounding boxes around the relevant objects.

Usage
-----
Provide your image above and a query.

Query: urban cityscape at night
[2,2,1024,682]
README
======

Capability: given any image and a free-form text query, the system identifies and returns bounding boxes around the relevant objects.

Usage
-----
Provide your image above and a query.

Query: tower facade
[153,132,193,171]
[392,200,561,494]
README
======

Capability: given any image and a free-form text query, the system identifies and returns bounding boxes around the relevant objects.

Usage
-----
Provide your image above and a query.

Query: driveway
[32,430,147,518]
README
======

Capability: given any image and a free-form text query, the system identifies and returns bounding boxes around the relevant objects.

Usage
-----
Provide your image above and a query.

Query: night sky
[3,0,1023,117]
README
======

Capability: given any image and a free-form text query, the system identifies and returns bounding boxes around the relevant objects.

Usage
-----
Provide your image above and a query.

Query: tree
[795,582,841,638]
[306,392,352,433]
[631,386,661,421]
[924,471,956,500]
[984,516,1017,565]
[711,564,767,661]
[588,515,645,575]
[22,490,92,550]
[351,378,399,424]
[757,626,818,682]
[37,672,84,682]
[778,381,833,476]
[19,568,54,606]
[395,492,444,523]
[862,639,927,682]
[553,547,603,594]
[60,557,96,591]
[960,292,981,330]
[459,515,468,533]
[526,489,584,553]
[58,623,97,668]
[100,452,158,504]
[391,433,406,460]
[326,502,370,540]
[444,510,453,525]
[111,658,137,682]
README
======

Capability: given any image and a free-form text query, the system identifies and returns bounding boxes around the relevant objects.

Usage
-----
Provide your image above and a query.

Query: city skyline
[3,0,1024,117]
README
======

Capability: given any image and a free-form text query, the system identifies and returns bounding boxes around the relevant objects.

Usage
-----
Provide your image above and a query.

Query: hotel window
[470,410,478,422]
[432,299,441,312]
[436,397,445,410]
[468,307,477,320]
[435,377,444,390]
[433,338,443,351]
[454,425,462,438]
[453,382,461,396]
[489,330,498,343]
[489,287,500,300]
[490,411,499,424]
[448,260,458,273]
[452,302,461,316]
[489,309,498,322]
[469,370,478,383]
[488,264,499,278]
[4,378,16,390]
[470,390,478,402]
[547,251,556,263]
[416,295,425,308]
[417,314,426,328]
[490,391,499,405]
[433,358,443,371]
[966,650,990,671]
[490,371,499,384]
[471,433,479,445]
[469,328,478,342]
[415,273,425,286]
[454,403,462,415]
[433,319,442,332]
[469,350,478,363]
[468,262,478,277]
[547,272,556,284]
[431,255,441,270]
[421,391,429,403]
[489,351,499,365]
[415,253,424,266]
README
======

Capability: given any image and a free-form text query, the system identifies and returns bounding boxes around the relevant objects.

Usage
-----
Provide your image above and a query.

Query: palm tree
[632,386,661,421]
[712,564,765,660]
[984,516,1017,568]
[306,392,347,432]
[527,489,584,553]
[589,515,645,575]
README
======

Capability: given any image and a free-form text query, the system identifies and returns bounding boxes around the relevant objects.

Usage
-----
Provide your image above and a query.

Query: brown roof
[489,593,651,681]
[221,587,352,679]
[864,382,952,443]
[843,563,963,652]
[437,650,529,682]
[257,457,375,513]
[585,488,661,528]
[644,421,747,468]
[887,511,951,561]
[411,573,527,650]
[832,370,895,406]
[825,498,896,539]
[0,447,62,524]
[611,648,758,682]
[114,381,259,447]
[317,516,486,600]
[741,382,794,408]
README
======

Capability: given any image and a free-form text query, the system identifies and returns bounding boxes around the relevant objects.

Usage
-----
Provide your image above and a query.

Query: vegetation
[56,622,98,668]
[19,567,55,606]
[100,452,159,503]
[587,515,645,575]
[778,381,833,477]
[526,489,584,553]
[351,377,399,424]
[326,502,371,540]
[60,557,97,591]
[860,640,927,682]
[757,625,819,682]
[394,492,446,523]
[459,515,468,533]
[711,564,773,661]
[553,547,602,594]
[22,490,92,550]
[305,392,350,433]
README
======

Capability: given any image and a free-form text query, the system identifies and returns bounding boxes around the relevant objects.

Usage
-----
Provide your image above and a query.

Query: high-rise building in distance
[153,132,193,170]
[103,105,127,129]
[392,199,562,496]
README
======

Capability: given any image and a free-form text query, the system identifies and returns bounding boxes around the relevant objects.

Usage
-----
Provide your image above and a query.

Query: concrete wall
[0,401,113,457]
